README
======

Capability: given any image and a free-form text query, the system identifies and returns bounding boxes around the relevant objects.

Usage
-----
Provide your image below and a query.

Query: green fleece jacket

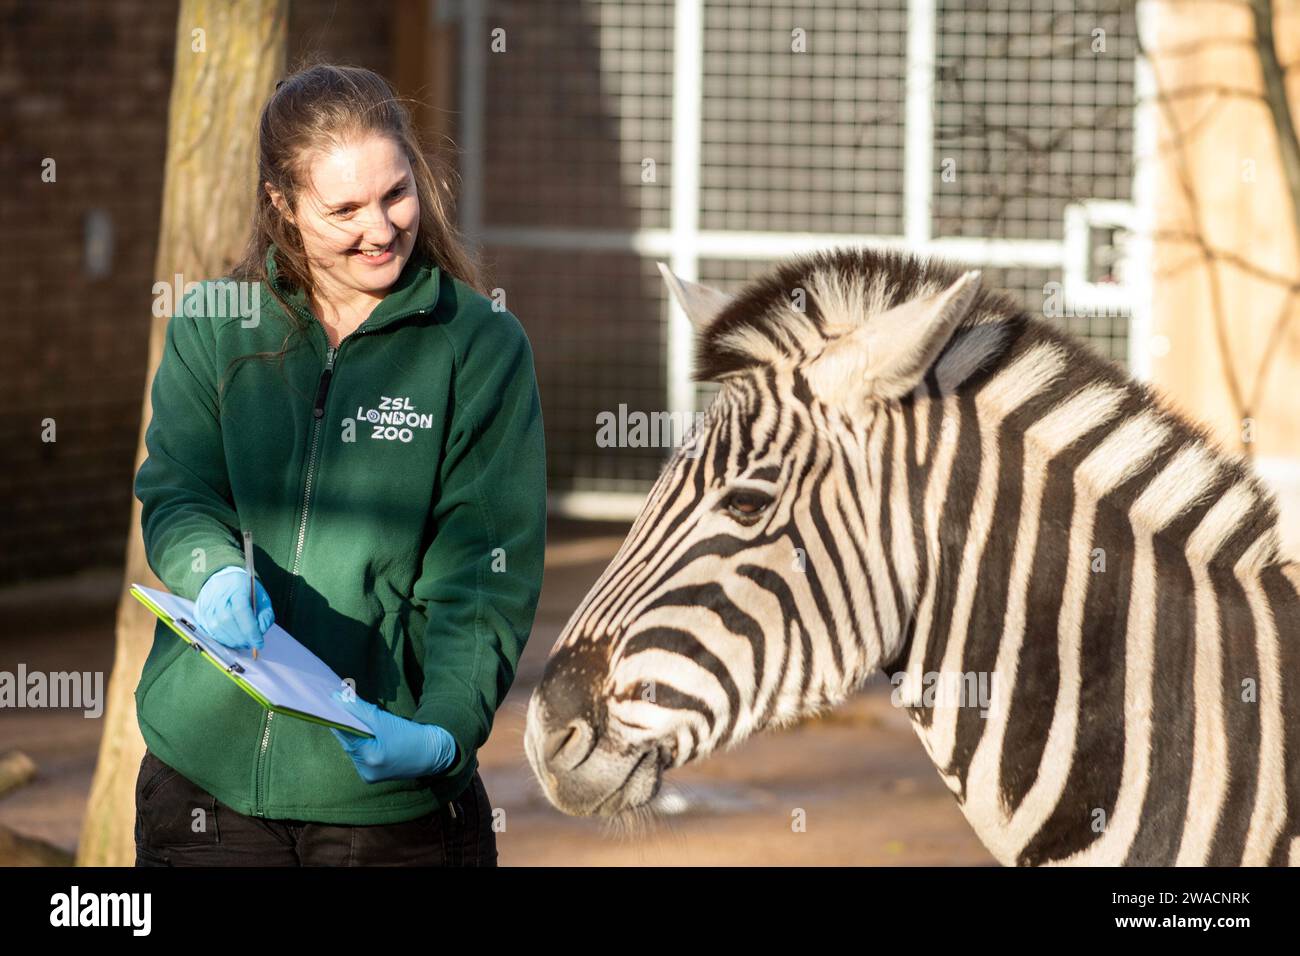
[133,244,546,824]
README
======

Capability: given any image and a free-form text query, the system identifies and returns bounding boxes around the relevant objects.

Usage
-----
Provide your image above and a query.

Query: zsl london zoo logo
[353,396,433,443]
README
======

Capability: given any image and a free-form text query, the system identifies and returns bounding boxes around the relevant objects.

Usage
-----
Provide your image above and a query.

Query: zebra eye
[720,488,773,524]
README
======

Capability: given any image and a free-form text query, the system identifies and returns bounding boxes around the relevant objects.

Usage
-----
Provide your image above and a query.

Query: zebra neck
[875,323,1300,865]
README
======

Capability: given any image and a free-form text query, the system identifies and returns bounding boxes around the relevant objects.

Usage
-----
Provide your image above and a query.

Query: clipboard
[130,582,375,738]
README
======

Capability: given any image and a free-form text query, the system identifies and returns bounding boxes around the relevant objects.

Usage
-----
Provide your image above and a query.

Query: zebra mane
[692,246,1023,385]
[691,245,1290,573]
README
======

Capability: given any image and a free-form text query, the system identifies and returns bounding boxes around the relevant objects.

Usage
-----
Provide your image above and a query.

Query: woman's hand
[329,691,458,783]
[194,566,274,652]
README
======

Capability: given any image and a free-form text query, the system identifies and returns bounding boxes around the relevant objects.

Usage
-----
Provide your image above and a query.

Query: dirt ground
[0,520,994,866]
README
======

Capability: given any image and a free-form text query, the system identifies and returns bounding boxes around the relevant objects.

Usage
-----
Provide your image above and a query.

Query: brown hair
[220,61,486,399]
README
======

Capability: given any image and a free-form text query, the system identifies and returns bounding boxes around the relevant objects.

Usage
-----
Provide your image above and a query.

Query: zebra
[523,246,1300,866]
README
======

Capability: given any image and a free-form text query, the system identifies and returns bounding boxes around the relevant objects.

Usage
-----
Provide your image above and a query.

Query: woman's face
[273,133,420,305]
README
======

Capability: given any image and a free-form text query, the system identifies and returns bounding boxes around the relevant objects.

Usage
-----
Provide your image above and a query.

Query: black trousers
[133,748,498,866]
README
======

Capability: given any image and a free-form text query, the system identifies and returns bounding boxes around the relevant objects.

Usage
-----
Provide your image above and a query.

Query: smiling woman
[265,134,420,347]
[132,64,548,867]
[228,63,484,360]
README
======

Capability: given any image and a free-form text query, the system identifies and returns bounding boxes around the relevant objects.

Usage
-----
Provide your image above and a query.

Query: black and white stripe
[526,246,1300,866]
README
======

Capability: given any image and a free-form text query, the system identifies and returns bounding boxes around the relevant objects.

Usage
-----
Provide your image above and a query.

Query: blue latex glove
[194,566,274,652]
[329,690,458,783]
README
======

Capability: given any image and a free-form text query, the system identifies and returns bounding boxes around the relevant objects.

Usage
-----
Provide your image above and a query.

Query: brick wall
[0,0,393,585]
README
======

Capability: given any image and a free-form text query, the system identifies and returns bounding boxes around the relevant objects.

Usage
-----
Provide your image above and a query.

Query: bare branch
[1150,229,1300,289]
[1249,0,1300,251]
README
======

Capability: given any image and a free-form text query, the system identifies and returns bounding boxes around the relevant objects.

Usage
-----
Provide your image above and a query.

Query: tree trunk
[76,0,286,867]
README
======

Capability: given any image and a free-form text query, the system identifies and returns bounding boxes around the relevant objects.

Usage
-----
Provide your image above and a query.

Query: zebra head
[525,249,998,818]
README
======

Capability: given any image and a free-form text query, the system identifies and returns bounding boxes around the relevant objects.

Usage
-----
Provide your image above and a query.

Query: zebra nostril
[548,722,576,757]
[654,737,679,770]
[545,718,595,770]
[662,738,678,766]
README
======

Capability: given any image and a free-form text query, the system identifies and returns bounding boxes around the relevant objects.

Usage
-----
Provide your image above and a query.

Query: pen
[243,529,258,661]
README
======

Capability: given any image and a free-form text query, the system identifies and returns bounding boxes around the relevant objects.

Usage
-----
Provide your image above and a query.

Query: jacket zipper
[285,344,337,609]
[255,339,340,816]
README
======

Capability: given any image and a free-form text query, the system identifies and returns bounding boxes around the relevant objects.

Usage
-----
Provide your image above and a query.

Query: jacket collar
[263,242,441,334]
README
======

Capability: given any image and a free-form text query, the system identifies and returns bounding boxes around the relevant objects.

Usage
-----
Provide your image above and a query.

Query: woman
[132,64,547,866]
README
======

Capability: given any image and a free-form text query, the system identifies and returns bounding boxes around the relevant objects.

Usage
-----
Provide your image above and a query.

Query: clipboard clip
[174,617,209,656]
[174,615,242,673]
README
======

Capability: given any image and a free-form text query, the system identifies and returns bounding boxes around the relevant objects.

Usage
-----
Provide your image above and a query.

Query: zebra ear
[806,270,982,403]
[656,262,733,332]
